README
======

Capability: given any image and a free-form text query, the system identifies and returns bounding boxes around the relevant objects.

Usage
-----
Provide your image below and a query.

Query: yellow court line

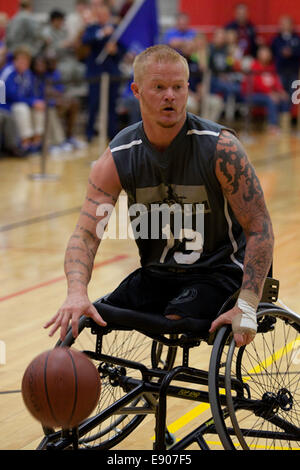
[151,334,300,443]
[243,335,300,380]
[167,403,210,434]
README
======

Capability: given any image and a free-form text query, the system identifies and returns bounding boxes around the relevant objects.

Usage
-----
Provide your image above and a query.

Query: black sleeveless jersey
[109,113,245,276]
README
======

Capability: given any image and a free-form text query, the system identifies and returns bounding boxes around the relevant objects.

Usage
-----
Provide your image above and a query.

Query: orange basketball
[21,347,101,429]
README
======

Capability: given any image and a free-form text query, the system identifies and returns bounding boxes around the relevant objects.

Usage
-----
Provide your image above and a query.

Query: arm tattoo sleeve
[215,130,274,297]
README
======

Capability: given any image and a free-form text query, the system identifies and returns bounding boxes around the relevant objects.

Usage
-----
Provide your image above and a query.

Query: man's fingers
[234,332,255,348]
[87,305,107,327]
[44,303,107,342]
[60,311,72,341]
[43,312,59,330]
[209,313,231,333]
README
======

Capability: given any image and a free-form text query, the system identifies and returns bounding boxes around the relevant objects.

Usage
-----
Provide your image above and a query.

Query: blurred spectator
[209,28,242,102]
[242,45,290,134]
[271,15,300,96]
[41,9,85,84]
[2,47,45,153]
[0,43,11,77]
[81,1,125,141]
[181,35,224,122]
[225,28,244,68]
[65,0,90,45]
[162,12,196,54]
[225,3,257,57]
[31,53,85,153]
[0,13,8,42]
[189,32,209,72]
[5,0,42,56]
[119,0,134,19]
[117,49,141,126]
[0,44,21,157]
[46,54,85,151]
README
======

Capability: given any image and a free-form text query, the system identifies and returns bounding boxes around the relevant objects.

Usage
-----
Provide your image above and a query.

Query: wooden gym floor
[0,128,299,450]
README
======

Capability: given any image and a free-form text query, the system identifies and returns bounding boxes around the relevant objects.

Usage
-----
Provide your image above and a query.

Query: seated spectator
[0,109,21,157]
[271,15,300,96]
[0,44,21,157]
[209,28,242,102]
[225,28,245,69]
[117,49,141,126]
[225,3,257,58]
[2,47,45,153]
[42,9,85,84]
[189,31,209,71]
[162,12,196,55]
[65,0,90,46]
[46,54,85,152]
[5,0,42,56]
[182,34,224,122]
[242,45,290,134]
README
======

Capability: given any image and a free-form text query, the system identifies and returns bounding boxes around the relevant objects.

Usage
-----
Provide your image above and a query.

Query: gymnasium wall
[0,0,18,17]
[179,0,300,36]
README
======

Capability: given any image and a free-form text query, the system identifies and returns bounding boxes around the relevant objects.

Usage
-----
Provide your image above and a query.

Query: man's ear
[131,82,140,99]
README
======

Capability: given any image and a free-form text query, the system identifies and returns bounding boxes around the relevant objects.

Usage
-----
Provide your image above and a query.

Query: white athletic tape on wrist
[232,290,259,337]
[237,298,257,330]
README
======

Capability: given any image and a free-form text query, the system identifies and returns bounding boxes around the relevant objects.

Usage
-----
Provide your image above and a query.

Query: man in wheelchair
[44,44,274,350]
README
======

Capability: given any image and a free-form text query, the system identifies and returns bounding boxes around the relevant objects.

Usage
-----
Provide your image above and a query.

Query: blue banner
[117,0,159,53]
[97,0,159,63]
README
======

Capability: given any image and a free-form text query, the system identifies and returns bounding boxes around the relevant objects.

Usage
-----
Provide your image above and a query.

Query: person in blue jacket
[3,47,45,153]
[81,2,124,142]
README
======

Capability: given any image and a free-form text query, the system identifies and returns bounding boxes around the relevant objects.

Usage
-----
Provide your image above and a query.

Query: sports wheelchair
[37,276,300,451]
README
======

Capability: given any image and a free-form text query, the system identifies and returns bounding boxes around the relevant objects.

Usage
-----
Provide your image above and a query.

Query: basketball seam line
[44,351,59,425]
[66,349,78,428]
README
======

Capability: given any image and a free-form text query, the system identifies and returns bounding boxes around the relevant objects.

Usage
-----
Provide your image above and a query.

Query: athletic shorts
[105,267,242,321]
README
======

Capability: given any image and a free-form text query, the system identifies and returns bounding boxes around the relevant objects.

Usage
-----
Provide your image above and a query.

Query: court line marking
[0,254,128,303]
[0,207,81,233]
[153,334,300,444]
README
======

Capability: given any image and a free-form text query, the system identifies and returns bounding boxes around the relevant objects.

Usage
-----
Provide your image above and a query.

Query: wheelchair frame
[37,277,300,451]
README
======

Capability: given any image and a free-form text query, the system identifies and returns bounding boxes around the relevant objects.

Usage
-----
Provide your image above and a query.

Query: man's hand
[209,305,256,347]
[44,293,107,341]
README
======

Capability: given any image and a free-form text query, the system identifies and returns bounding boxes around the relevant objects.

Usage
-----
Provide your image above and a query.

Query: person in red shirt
[242,45,290,133]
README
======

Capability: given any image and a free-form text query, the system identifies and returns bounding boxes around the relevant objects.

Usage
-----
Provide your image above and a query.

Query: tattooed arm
[209,130,274,346]
[44,148,122,340]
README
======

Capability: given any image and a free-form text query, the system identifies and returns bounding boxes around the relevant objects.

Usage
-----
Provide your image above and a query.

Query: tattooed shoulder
[88,178,118,203]
[215,130,263,202]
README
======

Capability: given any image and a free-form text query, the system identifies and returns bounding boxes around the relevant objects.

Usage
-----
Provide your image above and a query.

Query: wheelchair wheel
[210,306,300,450]
[43,316,177,450]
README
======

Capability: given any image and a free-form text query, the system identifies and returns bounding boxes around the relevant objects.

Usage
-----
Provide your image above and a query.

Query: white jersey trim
[187,129,220,137]
[223,197,244,271]
[111,139,142,153]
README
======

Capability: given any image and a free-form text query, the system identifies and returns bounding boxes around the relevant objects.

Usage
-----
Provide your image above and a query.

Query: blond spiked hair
[133,45,190,85]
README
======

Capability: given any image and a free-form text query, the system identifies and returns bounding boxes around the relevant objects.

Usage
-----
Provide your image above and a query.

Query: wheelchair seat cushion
[94,297,212,338]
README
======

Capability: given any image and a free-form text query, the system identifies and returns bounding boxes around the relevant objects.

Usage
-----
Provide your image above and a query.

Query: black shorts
[105,267,242,321]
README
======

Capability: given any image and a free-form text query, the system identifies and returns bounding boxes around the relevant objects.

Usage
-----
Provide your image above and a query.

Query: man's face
[14,54,31,74]
[52,18,64,30]
[177,14,189,32]
[131,60,189,130]
[235,4,248,24]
